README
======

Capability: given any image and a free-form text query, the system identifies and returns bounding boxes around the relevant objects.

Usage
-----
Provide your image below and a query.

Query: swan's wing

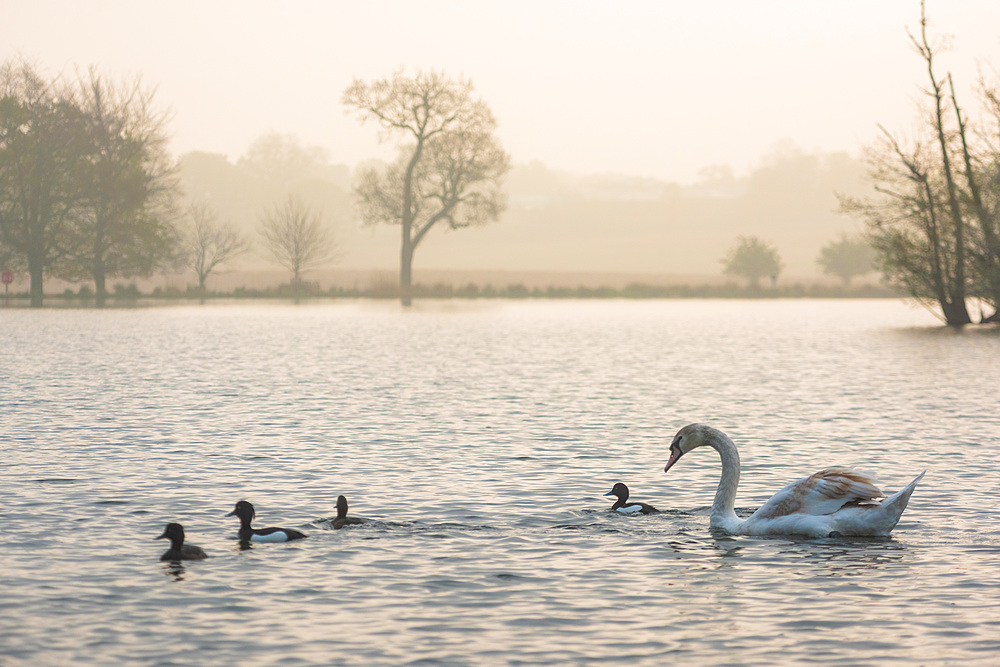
[751,468,883,519]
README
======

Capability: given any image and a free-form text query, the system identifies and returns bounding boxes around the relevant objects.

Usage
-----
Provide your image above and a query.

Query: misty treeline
[0,59,347,307]
[843,2,1000,325]
[0,56,884,310]
[8,46,978,315]
[181,142,869,284]
[0,62,510,306]
[187,70,512,307]
[0,60,177,307]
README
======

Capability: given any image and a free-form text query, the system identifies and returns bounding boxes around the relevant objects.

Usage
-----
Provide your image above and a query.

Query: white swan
[663,423,925,538]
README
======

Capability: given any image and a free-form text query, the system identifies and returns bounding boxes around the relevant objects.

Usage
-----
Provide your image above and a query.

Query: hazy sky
[4,0,1000,183]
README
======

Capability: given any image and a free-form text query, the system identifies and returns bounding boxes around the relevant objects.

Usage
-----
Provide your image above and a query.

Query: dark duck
[331,495,366,529]
[227,500,307,543]
[156,522,208,561]
[604,482,659,515]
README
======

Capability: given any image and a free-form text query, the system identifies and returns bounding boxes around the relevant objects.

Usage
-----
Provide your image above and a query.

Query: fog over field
[4,0,1000,283]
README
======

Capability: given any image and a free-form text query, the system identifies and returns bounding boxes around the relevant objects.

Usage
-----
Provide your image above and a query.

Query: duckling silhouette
[332,495,366,529]
[156,523,208,561]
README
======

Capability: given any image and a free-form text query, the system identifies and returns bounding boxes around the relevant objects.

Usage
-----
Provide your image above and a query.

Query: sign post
[2,270,13,300]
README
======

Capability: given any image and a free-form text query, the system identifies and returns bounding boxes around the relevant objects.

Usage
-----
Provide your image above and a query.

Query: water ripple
[2,300,999,664]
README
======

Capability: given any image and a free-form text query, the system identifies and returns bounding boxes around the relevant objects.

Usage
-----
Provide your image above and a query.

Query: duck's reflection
[161,561,186,581]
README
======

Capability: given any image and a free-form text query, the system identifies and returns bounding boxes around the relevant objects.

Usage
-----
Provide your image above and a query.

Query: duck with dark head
[156,523,208,561]
[227,500,307,544]
[604,482,659,515]
[332,495,366,529]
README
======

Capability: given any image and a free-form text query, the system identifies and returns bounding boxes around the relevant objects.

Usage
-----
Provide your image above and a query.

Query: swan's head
[664,423,723,472]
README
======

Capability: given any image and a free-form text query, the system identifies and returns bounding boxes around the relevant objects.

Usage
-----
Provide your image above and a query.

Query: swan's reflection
[781,539,908,576]
[660,530,746,563]
[662,521,908,577]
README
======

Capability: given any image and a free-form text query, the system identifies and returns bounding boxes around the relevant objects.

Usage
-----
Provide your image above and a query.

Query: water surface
[2,300,999,664]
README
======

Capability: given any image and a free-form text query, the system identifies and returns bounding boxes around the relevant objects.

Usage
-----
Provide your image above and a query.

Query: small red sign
[1,270,12,285]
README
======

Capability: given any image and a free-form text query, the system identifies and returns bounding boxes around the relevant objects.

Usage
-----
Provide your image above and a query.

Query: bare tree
[908,4,971,324]
[958,76,1000,321]
[257,194,335,284]
[343,69,510,305]
[841,1,997,325]
[184,202,249,291]
[842,126,964,320]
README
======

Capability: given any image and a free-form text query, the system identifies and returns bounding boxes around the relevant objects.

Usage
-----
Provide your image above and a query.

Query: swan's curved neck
[707,433,742,530]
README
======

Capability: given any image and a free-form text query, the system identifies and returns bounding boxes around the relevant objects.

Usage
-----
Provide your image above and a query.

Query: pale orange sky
[4,0,1000,183]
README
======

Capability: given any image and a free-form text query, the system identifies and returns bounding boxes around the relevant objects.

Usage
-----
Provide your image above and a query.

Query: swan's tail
[879,470,926,530]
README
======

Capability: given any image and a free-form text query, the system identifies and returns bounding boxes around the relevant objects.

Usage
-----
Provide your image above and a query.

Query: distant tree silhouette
[257,194,335,284]
[238,132,329,187]
[1,61,180,307]
[817,234,876,285]
[343,69,510,306]
[55,68,180,306]
[0,60,90,307]
[721,236,783,288]
[183,202,249,291]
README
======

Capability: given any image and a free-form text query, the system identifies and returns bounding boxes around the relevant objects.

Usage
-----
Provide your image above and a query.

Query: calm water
[2,299,999,665]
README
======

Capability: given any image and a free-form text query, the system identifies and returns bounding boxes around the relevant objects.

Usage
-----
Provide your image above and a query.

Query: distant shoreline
[1,281,902,306]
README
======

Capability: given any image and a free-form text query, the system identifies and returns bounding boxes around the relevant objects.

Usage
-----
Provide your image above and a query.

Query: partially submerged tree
[842,126,969,320]
[962,79,1000,321]
[183,202,249,291]
[721,235,783,288]
[343,69,510,305]
[843,1,1000,324]
[817,234,876,285]
[257,194,335,284]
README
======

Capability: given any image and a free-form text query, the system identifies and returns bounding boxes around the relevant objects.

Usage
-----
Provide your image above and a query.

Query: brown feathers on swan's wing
[751,468,883,519]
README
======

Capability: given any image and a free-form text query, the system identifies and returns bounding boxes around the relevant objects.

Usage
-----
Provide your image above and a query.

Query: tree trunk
[949,77,1000,321]
[942,299,972,326]
[400,228,413,307]
[398,136,424,309]
[921,13,971,326]
[94,270,107,308]
[29,261,44,308]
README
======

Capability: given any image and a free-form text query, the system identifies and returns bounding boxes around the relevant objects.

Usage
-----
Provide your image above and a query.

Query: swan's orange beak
[664,448,683,473]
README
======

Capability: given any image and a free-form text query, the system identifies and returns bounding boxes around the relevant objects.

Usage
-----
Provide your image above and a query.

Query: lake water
[2,299,999,665]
